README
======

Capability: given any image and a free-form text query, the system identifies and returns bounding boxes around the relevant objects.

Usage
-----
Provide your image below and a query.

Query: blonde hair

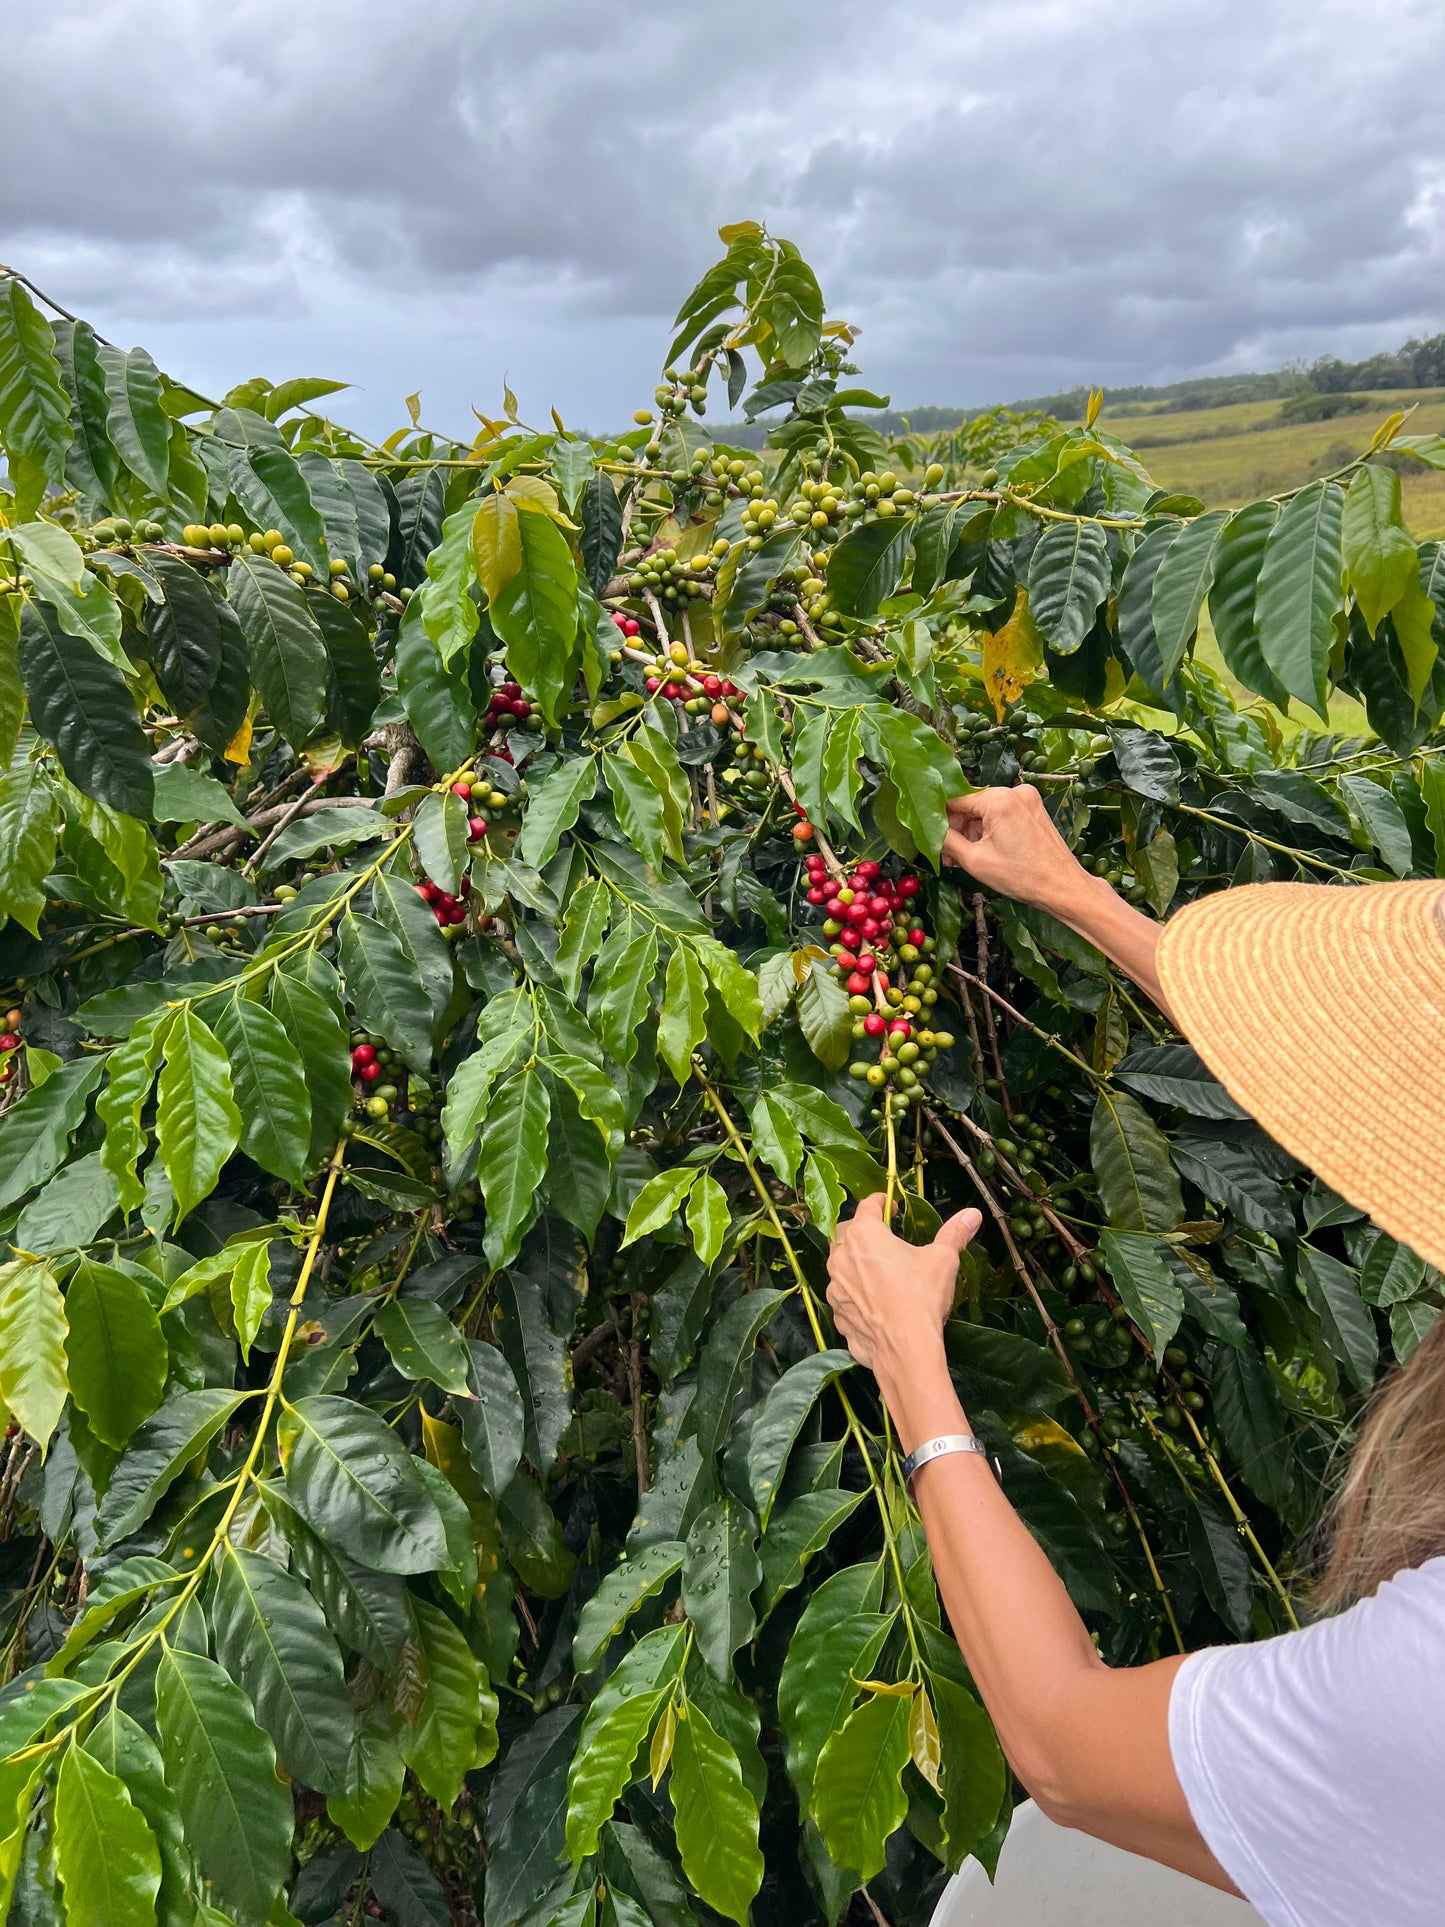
[1315,1313,1445,1612]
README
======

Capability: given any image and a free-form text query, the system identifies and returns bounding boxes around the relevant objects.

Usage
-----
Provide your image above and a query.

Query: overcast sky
[6,0,1444,438]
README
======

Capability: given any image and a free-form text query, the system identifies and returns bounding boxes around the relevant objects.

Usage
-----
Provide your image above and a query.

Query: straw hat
[1155,880,1445,1270]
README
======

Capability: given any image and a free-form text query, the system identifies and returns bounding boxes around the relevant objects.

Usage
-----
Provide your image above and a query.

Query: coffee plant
[0,221,1442,1927]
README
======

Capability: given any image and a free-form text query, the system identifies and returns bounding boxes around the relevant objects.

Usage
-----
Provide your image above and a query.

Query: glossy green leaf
[338,910,433,1073]
[227,552,329,748]
[84,1707,197,1927]
[96,1388,248,1545]
[97,343,171,496]
[777,1562,890,1809]
[0,275,71,510]
[0,761,61,935]
[1207,500,1290,708]
[18,600,154,818]
[1299,1246,1379,1392]
[476,1071,551,1266]
[374,1297,473,1397]
[0,1258,68,1451]
[54,1742,162,1927]
[155,1645,293,1927]
[740,1350,853,1527]
[1089,1088,1183,1232]
[682,1498,761,1680]
[1255,478,1344,720]
[1343,462,1418,635]
[413,790,470,895]
[1150,509,1226,681]
[402,1598,497,1807]
[156,1007,242,1223]
[258,1480,412,1671]
[812,1688,911,1881]
[279,1394,447,1575]
[1097,1230,1184,1362]
[573,1541,686,1674]
[212,1545,354,1795]
[668,1699,764,1926]
[1027,518,1110,655]
[269,965,352,1166]
[517,755,597,869]
[489,504,579,724]
[212,995,311,1186]
[63,1258,166,1448]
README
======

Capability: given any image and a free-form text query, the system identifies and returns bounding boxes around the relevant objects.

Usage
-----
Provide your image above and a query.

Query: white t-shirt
[1169,1555,1445,1926]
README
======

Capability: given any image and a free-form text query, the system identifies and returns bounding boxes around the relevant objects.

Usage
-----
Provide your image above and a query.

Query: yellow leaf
[502,381,520,424]
[472,492,522,604]
[551,406,567,435]
[1100,655,1129,708]
[908,1685,941,1791]
[1370,409,1407,452]
[1013,1415,1087,1458]
[505,475,576,531]
[983,589,1045,720]
[223,712,254,766]
[1392,578,1438,705]
[404,391,422,427]
[718,219,763,243]
[1086,386,1104,428]
[649,1698,677,1788]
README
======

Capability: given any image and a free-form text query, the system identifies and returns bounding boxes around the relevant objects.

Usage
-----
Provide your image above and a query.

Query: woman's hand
[826,1195,982,1448]
[943,785,1095,916]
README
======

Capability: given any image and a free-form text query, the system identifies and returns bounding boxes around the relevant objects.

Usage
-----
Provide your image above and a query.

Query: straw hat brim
[1155,880,1445,1270]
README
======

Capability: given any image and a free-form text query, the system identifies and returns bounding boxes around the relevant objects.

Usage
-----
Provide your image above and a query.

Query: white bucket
[932,1801,1265,1927]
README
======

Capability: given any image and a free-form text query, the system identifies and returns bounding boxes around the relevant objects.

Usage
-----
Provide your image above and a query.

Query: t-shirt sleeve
[1168,1563,1445,1927]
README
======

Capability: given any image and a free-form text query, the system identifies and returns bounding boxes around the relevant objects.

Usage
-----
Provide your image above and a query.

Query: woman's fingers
[933,1207,983,1257]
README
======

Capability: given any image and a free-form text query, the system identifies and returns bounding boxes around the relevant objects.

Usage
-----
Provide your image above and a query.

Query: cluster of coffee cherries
[0,1008,21,1085]
[623,543,711,606]
[684,450,768,509]
[84,516,165,550]
[346,1034,449,1160]
[449,777,517,843]
[415,879,472,938]
[798,848,956,1116]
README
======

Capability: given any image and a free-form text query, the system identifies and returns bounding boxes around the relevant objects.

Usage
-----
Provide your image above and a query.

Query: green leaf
[669,1699,764,1926]
[1255,479,1344,720]
[682,1497,761,1680]
[1115,524,1179,695]
[156,1008,242,1223]
[370,1830,451,1927]
[212,995,311,1186]
[657,942,708,1085]
[759,1488,864,1613]
[864,707,959,861]
[483,1707,581,1927]
[269,965,352,1167]
[489,505,579,725]
[374,1297,473,1398]
[144,554,228,716]
[19,600,154,818]
[1027,519,1111,655]
[63,1258,166,1448]
[1206,501,1291,707]
[338,910,433,1073]
[1339,772,1415,878]
[580,470,624,594]
[459,1340,526,1500]
[812,1688,911,1881]
[394,602,476,771]
[230,445,329,577]
[328,1702,405,1852]
[402,1598,497,1807]
[1149,509,1226,682]
[54,1742,162,1927]
[96,343,170,496]
[685,1173,730,1267]
[476,1071,551,1266]
[151,761,246,828]
[419,502,482,665]
[1089,1089,1183,1232]
[566,1682,670,1864]
[929,1671,1007,1870]
[213,1545,354,1795]
[0,275,71,511]
[0,1258,68,1451]
[227,553,329,748]
[12,1150,118,1255]
[794,956,852,1072]
[155,1645,294,1927]
[279,1395,448,1575]
[229,1240,273,1362]
[590,923,658,1066]
[689,1288,787,1469]
[555,876,611,999]
[259,1481,412,1671]
[1209,1344,1293,1512]
[314,590,382,745]
[413,790,470,896]
[826,518,912,621]
[777,1562,890,1810]
[94,1388,246,1549]
[1113,1042,1247,1120]
[573,1541,686,1673]
[740,1350,853,1527]
[1096,1231,1184,1362]
[84,1707,197,1927]
[371,860,455,1023]
[518,755,598,870]
[1299,1247,1379,1392]
[621,1167,698,1247]
[0,1055,101,1212]
[1419,758,1445,878]
[602,749,671,870]
[0,761,61,935]
[1343,463,1418,635]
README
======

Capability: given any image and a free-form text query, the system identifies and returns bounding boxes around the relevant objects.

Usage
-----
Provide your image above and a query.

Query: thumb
[849,1192,889,1228]
[932,1207,983,1258]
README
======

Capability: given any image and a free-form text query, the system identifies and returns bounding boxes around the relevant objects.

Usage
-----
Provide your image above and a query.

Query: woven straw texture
[1156,880,1445,1270]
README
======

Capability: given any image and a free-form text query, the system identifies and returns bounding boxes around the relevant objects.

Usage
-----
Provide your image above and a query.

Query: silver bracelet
[902,1433,990,1483]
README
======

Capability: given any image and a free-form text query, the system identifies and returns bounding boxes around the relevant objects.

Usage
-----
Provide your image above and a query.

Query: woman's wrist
[873,1338,970,1455]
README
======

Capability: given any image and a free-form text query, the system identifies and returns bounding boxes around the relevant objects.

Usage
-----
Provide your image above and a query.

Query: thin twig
[972,895,1010,1109]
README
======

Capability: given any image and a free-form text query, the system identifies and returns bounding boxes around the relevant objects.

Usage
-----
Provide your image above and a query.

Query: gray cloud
[6,0,1443,434]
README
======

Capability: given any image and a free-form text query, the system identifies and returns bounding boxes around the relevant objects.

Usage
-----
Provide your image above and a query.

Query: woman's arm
[826,1199,1236,1889]
[943,786,1177,1023]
